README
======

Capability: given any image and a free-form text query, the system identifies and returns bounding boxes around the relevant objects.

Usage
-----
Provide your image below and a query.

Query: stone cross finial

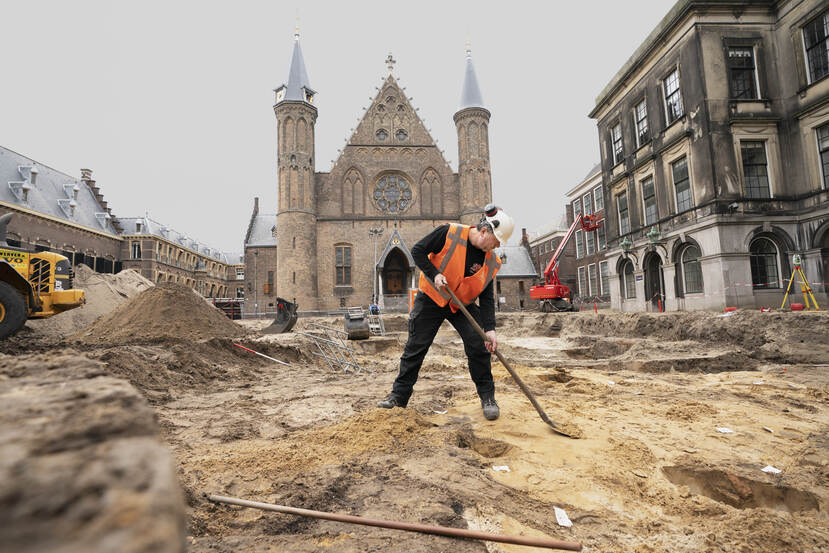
[386,53,396,73]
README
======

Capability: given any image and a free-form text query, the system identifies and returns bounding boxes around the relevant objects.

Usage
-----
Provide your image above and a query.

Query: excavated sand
[26,264,153,339]
[72,282,245,345]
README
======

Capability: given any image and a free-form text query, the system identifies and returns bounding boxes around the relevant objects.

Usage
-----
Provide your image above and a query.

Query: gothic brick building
[267,35,495,312]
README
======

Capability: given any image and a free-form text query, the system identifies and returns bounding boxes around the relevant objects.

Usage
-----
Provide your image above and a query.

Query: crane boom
[542,213,602,286]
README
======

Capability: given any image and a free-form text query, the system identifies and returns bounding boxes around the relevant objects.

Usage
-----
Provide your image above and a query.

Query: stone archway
[381,248,410,296]
[643,251,665,311]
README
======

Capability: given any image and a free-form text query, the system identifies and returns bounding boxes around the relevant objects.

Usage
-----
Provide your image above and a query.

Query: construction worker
[377,204,514,420]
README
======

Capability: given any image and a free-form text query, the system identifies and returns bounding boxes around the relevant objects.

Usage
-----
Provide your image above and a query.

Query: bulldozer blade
[260,297,298,334]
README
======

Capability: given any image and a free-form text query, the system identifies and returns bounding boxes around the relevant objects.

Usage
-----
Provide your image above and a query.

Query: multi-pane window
[741,141,771,198]
[641,176,657,226]
[597,224,607,250]
[611,123,623,165]
[131,241,141,259]
[622,260,636,299]
[727,47,758,99]
[804,10,829,84]
[588,264,598,296]
[817,123,829,189]
[618,193,630,234]
[749,238,780,289]
[575,230,584,258]
[663,68,684,124]
[577,266,587,296]
[681,245,704,294]
[335,245,352,285]
[583,192,593,216]
[593,185,604,211]
[573,197,582,221]
[586,230,595,256]
[599,261,609,296]
[634,99,649,147]
[672,157,693,212]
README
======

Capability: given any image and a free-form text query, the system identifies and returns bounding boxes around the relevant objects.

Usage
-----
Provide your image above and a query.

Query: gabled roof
[116,216,232,263]
[0,146,119,236]
[459,52,485,110]
[245,214,277,248]
[495,246,537,278]
[337,74,449,167]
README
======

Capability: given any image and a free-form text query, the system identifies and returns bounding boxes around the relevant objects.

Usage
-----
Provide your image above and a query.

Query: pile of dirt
[26,265,153,339]
[0,351,186,553]
[71,282,245,346]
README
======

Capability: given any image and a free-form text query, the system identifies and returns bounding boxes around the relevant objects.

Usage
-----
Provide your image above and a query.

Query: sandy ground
[7,305,829,552]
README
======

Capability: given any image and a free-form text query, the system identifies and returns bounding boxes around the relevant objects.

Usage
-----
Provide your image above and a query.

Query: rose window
[373,174,412,213]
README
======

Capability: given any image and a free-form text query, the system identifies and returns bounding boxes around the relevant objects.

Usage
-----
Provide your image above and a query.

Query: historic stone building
[492,245,537,311]
[565,164,610,304]
[269,35,495,311]
[242,197,277,315]
[1,145,242,299]
[590,0,829,311]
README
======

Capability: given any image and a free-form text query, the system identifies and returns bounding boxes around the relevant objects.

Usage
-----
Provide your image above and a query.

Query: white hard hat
[484,204,514,244]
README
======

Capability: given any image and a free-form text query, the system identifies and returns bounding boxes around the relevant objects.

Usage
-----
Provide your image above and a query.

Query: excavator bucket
[344,307,370,340]
[260,297,298,334]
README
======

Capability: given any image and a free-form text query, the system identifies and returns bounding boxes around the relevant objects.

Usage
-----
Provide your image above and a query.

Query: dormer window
[275,87,286,103]
[303,88,314,103]
[376,129,388,141]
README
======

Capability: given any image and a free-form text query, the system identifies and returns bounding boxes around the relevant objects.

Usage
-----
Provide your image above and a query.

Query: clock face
[276,89,285,102]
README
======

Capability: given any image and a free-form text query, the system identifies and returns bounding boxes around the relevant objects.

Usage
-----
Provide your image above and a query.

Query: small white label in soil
[761,465,782,474]
[433,410,447,415]
[492,465,510,473]
[554,507,573,527]
[716,427,734,433]
[763,426,774,433]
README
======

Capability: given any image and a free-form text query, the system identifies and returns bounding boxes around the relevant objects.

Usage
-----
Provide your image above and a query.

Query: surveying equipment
[780,254,820,310]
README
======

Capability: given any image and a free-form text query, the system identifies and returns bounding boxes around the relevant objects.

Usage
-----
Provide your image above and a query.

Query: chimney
[520,227,530,250]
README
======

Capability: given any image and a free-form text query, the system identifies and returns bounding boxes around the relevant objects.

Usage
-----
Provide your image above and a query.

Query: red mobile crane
[529,212,602,312]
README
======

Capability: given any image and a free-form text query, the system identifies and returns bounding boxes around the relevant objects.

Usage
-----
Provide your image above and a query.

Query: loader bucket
[344,307,370,340]
[260,297,298,334]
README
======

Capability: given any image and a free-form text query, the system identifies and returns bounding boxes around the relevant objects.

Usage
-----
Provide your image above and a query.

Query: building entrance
[644,252,665,311]
[381,248,410,295]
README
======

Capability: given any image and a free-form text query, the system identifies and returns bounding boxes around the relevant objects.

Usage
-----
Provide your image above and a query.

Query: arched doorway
[643,252,665,311]
[381,248,410,296]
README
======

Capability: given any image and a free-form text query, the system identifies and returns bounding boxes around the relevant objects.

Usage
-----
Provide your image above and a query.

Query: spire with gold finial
[459,40,484,110]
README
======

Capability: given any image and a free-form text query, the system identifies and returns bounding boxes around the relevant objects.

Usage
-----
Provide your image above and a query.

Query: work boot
[377,393,407,409]
[481,395,500,420]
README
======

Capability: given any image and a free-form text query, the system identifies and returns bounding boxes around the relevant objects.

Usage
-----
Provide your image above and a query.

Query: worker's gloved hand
[434,273,448,289]
[485,330,498,353]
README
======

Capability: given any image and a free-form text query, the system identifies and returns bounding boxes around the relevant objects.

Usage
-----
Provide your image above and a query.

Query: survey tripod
[780,254,820,310]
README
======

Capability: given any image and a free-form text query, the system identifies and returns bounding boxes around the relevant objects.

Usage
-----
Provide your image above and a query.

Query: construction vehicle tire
[0,281,28,339]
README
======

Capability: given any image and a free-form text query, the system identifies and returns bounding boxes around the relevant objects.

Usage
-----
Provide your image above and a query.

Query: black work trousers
[391,292,494,403]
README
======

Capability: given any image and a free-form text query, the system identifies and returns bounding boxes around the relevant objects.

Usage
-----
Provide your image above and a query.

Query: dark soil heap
[72,282,245,345]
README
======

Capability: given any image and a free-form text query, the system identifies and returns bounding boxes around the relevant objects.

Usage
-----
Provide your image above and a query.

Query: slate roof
[245,214,277,247]
[495,246,537,278]
[278,38,313,102]
[0,146,119,236]
[116,216,232,263]
[460,54,485,110]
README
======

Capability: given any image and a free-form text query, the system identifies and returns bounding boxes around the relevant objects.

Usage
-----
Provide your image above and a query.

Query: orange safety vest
[418,224,501,311]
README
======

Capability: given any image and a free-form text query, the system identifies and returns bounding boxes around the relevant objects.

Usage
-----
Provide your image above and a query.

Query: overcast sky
[1,1,671,252]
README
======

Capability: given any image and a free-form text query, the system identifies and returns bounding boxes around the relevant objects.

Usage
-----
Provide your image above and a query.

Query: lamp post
[369,227,384,303]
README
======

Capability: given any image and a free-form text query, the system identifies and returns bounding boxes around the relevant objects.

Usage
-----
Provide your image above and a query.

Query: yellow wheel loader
[0,213,86,339]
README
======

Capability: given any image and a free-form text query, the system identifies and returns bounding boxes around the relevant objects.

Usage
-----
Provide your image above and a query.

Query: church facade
[268,36,494,312]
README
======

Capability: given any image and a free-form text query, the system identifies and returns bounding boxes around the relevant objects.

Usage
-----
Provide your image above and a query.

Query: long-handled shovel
[439,285,582,439]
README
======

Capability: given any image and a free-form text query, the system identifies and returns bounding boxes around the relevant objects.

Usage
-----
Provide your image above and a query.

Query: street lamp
[369,227,384,303]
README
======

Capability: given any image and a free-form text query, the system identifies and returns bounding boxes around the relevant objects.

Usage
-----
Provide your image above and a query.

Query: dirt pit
[8,309,829,552]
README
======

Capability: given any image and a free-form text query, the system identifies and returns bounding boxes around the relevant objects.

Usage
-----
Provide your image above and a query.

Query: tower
[274,29,318,309]
[454,45,492,226]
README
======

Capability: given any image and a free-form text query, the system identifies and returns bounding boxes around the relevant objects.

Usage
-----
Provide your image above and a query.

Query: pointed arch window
[376,129,388,142]
[396,129,408,142]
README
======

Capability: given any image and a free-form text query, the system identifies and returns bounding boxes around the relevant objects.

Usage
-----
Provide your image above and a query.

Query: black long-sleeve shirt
[412,224,496,331]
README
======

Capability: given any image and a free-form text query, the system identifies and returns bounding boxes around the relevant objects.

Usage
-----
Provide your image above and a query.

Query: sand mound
[27,265,153,339]
[72,282,245,345]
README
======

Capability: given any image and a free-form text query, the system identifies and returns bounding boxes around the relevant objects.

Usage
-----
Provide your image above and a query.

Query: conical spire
[459,43,484,110]
[283,29,312,102]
